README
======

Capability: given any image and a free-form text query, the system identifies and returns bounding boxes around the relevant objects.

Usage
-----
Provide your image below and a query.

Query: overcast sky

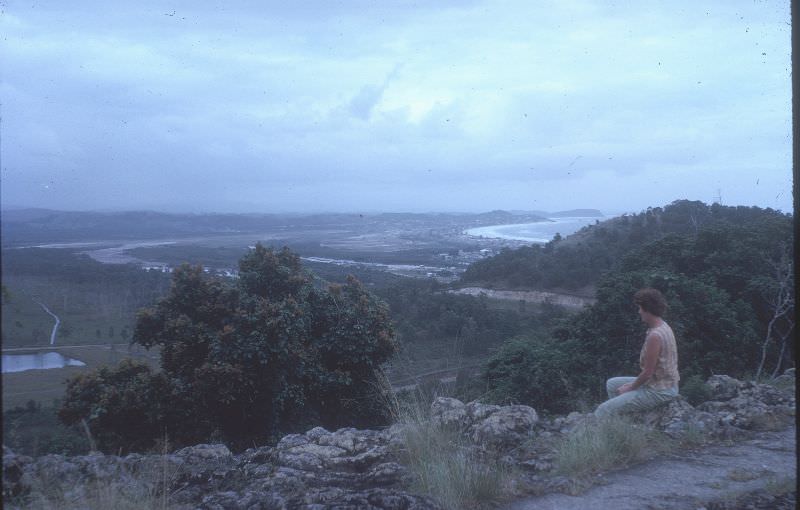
[0,1,792,214]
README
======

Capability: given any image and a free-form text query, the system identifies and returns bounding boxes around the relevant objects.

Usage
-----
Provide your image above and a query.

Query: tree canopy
[461,200,790,291]
[483,203,794,413]
[60,244,397,452]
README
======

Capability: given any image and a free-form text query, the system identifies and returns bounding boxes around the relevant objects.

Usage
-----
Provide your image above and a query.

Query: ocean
[465,216,600,243]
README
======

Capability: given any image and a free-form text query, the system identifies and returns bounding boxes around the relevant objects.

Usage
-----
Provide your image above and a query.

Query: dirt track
[450,287,596,309]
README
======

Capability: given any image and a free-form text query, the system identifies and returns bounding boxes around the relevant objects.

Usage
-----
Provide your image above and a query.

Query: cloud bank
[0,0,791,214]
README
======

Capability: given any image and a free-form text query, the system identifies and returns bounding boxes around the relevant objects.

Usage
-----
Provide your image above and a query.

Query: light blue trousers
[594,377,678,418]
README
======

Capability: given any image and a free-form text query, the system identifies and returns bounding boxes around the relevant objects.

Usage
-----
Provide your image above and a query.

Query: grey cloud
[0,0,791,214]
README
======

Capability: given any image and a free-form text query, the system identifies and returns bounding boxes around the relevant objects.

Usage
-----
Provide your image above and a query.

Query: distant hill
[460,200,791,292]
[548,209,604,218]
[0,208,550,246]
[509,209,604,218]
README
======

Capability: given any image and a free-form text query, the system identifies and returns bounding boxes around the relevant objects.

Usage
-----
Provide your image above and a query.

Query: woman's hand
[617,382,635,394]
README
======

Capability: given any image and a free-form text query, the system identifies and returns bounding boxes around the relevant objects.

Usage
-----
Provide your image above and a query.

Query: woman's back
[641,321,679,390]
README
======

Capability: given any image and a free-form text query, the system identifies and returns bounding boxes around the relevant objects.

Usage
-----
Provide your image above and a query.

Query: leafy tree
[58,360,172,452]
[484,268,764,410]
[60,245,398,452]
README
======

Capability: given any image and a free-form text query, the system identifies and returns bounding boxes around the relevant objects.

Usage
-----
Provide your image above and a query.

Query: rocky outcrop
[636,373,795,440]
[4,427,439,510]
[4,371,794,509]
[430,397,538,449]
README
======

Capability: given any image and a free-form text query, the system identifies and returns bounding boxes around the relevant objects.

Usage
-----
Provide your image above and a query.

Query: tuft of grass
[553,415,671,477]
[381,375,514,510]
[675,421,709,448]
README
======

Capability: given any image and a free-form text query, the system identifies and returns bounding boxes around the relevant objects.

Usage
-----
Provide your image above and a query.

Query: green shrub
[483,335,587,414]
[680,374,712,406]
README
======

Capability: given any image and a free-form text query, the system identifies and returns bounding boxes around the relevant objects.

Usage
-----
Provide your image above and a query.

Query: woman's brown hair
[634,288,668,317]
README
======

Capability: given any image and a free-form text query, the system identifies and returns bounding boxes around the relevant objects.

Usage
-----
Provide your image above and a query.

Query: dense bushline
[461,200,789,291]
[484,202,793,414]
[375,279,569,358]
[58,245,398,453]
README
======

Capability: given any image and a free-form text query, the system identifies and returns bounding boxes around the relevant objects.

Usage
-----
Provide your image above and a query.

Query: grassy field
[1,286,55,346]
[2,277,151,349]
[3,344,161,409]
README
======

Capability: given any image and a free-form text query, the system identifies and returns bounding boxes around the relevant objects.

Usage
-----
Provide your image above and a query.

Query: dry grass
[381,376,514,510]
[554,415,671,477]
[13,434,181,510]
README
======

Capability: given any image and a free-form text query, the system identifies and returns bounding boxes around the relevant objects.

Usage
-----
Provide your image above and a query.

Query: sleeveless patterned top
[639,321,680,390]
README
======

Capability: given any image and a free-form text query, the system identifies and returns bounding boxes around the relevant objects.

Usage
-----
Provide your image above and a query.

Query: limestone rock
[632,376,796,439]
[430,397,467,429]
[636,396,721,438]
[470,404,538,447]
[706,375,744,401]
[464,401,501,422]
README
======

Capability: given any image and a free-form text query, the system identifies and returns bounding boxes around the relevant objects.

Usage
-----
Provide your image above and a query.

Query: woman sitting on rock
[595,288,679,417]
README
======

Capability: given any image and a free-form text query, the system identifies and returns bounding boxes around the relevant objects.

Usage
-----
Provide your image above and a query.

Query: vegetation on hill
[483,202,794,413]
[461,200,789,291]
[58,245,398,452]
[375,279,568,358]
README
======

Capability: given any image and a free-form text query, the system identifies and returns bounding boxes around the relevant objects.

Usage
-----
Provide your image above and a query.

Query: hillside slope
[460,200,790,291]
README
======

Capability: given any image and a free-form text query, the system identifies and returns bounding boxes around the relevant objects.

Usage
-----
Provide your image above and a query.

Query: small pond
[2,352,87,373]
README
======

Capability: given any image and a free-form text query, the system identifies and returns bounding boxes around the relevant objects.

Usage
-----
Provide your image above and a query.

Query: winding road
[34,301,61,346]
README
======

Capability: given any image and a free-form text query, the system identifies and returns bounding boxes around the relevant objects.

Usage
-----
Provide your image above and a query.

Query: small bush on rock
[680,374,713,406]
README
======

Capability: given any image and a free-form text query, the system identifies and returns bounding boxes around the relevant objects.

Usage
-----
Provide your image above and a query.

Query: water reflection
[2,352,87,373]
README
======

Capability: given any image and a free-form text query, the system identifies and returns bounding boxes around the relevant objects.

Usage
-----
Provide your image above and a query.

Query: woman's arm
[618,333,662,394]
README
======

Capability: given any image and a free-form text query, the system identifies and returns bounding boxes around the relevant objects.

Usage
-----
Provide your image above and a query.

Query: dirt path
[506,427,796,510]
[450,287,596,309]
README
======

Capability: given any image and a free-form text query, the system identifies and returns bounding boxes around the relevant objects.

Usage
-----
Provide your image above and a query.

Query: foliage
[480,202,792,410]
[3,400,88,456]
[60,244,398,452]
[680,374,712,406]
[483,335,587,414]
[575,270,760,387]
[461,200,790,291]
[376,278,569,357]
[58,360,173,452]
